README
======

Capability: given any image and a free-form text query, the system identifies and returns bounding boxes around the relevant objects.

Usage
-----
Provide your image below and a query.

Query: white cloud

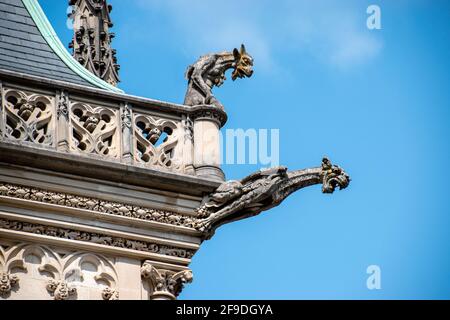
[134,0,383,71]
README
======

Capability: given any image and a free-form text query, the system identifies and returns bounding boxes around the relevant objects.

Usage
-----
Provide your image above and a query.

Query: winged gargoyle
[194,158,350,239]
[184,44,254,109]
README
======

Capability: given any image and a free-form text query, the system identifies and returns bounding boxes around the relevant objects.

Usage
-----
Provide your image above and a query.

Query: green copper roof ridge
[22,0,123,93]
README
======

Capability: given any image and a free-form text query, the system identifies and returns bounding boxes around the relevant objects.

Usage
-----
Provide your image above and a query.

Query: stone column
[191,107,227,181]
[140,262,193,300]
[56,90,70,152]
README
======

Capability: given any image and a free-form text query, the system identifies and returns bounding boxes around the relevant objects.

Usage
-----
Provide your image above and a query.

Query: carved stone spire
[68,0,120,86]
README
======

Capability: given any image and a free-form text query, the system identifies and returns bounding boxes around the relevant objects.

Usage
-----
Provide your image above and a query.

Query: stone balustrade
[0,79,227,181]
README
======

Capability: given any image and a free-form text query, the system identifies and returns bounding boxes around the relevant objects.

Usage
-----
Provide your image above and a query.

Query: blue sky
[41,0,450,299]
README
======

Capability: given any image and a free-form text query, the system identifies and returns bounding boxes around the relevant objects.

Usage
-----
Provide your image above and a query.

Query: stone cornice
[0,143,220,197]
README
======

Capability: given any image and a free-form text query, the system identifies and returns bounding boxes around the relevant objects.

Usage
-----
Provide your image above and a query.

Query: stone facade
[0,0,350,300]
[0,72,222,300]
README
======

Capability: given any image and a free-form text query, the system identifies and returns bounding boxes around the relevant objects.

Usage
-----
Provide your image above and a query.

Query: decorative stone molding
[0,218,195,259]
[141,262,193,300]
[3,88,54,146]
[190,105,228,128]
[46,279,77,300]
[0,182,199,229]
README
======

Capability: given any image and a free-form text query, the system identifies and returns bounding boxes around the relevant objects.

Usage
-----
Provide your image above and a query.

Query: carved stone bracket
[102,286,119,300]
[0,272,19,296]
[46,279,77,300]
[141,262,193,300]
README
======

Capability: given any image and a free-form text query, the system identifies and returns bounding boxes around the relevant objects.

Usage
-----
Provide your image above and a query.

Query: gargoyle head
[232,44,254,80]
[321,157,351,194]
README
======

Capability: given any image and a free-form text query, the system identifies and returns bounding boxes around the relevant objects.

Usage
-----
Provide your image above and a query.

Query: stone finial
[141,262,193,300]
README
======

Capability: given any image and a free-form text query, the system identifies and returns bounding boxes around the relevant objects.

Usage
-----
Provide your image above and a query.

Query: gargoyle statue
[184,44,254,109]
[194,158,350,238]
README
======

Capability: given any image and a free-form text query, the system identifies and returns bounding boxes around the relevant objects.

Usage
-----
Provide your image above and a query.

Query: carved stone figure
[194,158,350,238]
[184,44,254,109]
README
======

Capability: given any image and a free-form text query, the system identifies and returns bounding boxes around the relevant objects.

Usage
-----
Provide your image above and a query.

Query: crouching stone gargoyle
[194,158,350,238]
[184,44,254,109]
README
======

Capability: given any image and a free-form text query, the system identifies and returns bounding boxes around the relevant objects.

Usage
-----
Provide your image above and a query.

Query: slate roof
[0,0,95,87]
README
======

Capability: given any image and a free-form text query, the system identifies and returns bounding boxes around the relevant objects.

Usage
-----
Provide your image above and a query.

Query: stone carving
[69,0,120,86]
[0,182,199,228]
[102,286,119,300]
[194,158,350,238]
[70,102,119,157]
[3,88,54,146]
[134,114,181,170]
[46,280,77,300]
[0,272,19,296]
[141,262,193,299]
[121,103,132,130]
[184,44,254,109]
[56,90,69,120]
[0,243,120,300]
[0,218,195,259]
[0,244,26,297]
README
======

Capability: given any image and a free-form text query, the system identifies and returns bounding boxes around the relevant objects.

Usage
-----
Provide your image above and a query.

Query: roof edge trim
[22,0,124,93]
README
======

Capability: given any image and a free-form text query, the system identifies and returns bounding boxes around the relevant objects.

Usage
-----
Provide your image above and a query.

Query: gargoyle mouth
[232,66,254,80]
[322,172,350,194]
[321,158,351,194]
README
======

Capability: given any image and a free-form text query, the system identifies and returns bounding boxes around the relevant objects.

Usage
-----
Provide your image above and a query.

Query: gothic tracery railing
[0,85,193,175]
